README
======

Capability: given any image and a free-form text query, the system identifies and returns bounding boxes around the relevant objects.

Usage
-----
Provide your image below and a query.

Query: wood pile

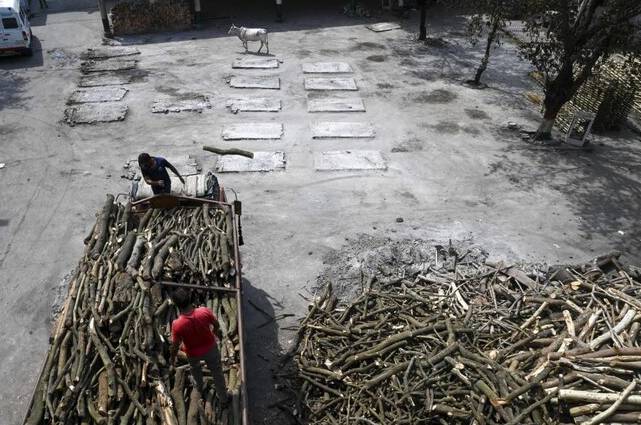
[286,249,641,424]
[24,195,241,425]
[110,0,192,36]
[529,56,641,133]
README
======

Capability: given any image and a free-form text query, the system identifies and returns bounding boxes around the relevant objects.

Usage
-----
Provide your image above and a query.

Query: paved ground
[2,2,641,424]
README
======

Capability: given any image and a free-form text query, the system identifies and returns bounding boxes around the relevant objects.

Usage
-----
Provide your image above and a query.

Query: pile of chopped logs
[288,250,641,424]
[25,195,241,425]
[110,0,193,36]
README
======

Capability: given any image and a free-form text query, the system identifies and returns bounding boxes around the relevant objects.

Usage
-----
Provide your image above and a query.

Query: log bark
[91,195,115,259]
[203,146,254,159]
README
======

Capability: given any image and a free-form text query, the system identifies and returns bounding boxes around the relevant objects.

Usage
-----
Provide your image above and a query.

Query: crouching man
[169,288,230,406]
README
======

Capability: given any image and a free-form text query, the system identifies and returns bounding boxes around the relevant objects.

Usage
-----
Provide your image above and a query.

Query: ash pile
[280,236,641,424]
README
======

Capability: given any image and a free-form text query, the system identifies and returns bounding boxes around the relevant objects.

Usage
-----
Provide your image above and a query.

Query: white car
[0,0,32,56]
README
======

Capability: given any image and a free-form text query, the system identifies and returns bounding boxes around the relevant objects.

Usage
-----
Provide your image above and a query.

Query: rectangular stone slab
[226,98,281,113]
[366,22,401,32]
[302,62,353,73]
[152,97,211,113]
[84,47,140,59]
[308,97,366,112]
[64,103,128,125]
[68,87,128,104]
[315,150,387,171]
[311,122,375,138]
[222,123,283,140]
[229,76,280,89]
[304,77,358,91]
[216,151,286,172]
[81,59,137,73]
[232,57,279,69]
[79,73,133,87]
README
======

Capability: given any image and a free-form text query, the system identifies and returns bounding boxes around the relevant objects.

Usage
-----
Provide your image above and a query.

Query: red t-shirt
[171,307,218,357]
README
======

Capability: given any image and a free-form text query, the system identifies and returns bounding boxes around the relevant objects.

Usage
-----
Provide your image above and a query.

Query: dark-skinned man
[138,153,185,195]
[169,288,230,407]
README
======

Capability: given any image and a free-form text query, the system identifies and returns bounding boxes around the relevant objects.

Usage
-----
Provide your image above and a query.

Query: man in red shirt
[169,288,229,406]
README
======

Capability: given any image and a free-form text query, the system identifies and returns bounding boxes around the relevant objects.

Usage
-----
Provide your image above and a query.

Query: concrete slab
[84,47,140,59]
[222,123,283,140]
[226,98,281,113]
[81,59,137,73]
[302,62,353,73]
[229,76,280,89]
[308,97,366,112]
[232,57,279,69]
[152,97,211,113]
[366,22,401,32]
[304,77,358,91]
[68,87,128,104]
[216,151,286,172]
[311,122,375,138]
[79,73,133,87]
[64,103,128,125]
[315,150,387,171]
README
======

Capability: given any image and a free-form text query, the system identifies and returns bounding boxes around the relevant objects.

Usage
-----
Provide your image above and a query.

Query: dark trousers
[188,344,227,403]
[152,183,171,195]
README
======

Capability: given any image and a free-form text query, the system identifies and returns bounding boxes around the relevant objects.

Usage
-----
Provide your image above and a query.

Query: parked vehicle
[0,0,32,56]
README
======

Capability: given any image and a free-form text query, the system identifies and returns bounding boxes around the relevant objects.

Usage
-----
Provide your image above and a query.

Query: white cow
[228,24,269,54]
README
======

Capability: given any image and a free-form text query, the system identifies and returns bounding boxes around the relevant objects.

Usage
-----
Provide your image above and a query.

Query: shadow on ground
[487,131,641,261]
[242,278,292,425]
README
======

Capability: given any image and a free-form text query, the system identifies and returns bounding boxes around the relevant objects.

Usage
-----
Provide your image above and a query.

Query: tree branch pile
[25,196,241,425]
[286,247,641,424]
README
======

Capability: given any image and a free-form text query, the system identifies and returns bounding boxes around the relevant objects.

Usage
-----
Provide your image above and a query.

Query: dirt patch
[366,55,386,62]
[424,37,451,48]
[465,108,490,120]
[400,58,418,67]
[295,49,312,58]
[413,89,457,104]
[410,70,436,81]
[377,82,395,89]
[425,120,481,136]
[320,49,340,56]
[391,136,425,152]
[352,41,386,51]
[154,86,205,101]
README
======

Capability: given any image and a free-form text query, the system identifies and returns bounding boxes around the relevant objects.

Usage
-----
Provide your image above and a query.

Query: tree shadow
[0,38,44,111]
[486,131,641,261]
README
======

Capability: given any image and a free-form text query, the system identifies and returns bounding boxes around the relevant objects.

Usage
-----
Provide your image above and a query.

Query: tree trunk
[418,0,427,40]
[473,18,500,85]
[536,65,574,140]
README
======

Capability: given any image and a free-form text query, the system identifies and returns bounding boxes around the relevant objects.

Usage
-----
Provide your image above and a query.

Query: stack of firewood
[25,195,240,425]
[110,0,193,36]
[285,249,641,424]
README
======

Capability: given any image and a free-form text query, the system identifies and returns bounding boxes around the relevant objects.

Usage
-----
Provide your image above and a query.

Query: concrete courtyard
[1,1,641,423]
